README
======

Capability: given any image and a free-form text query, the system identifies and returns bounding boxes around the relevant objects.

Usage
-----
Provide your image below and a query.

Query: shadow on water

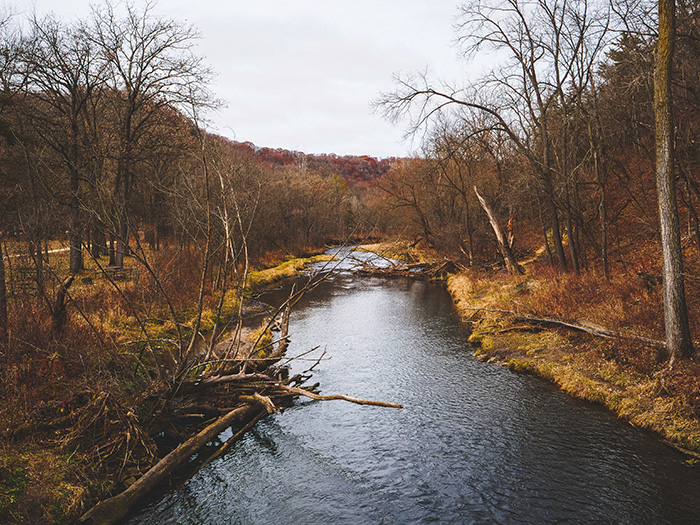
[129,249,700,524]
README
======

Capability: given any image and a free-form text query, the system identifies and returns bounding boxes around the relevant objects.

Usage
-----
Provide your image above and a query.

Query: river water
[129,249,700,524]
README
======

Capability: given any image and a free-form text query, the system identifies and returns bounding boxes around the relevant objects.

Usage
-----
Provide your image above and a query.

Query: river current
[129,248,700,524]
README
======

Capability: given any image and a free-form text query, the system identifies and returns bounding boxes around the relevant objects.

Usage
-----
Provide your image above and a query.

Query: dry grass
[449,260,700,453]
[0,445,88,524]
[0,244,330,522]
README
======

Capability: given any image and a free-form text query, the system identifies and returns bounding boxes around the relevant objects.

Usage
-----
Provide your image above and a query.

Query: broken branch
[278,384,403,408]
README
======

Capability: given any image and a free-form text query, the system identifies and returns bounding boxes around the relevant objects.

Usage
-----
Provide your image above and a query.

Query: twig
[305,347,327,373]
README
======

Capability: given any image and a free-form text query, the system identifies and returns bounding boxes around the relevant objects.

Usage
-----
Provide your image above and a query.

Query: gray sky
[22,1,472,158]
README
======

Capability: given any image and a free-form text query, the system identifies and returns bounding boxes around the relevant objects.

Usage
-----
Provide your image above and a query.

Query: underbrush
[0,245,327,523]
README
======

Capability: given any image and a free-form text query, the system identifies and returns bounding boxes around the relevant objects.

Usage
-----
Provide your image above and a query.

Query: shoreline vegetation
[361,241,700,458]
[2,239,699,523]
[0,248,338,524]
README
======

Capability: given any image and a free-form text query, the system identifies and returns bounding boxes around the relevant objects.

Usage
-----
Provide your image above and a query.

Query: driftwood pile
[354,260,461,280]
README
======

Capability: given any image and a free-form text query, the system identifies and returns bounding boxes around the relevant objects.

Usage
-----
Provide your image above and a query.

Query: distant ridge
[230,140,398,183]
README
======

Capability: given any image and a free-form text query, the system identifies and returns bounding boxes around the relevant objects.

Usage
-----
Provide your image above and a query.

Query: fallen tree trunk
[461,307,666,351]
[79,376,402,524]
[514,315,667,351]
[78,401,267,525]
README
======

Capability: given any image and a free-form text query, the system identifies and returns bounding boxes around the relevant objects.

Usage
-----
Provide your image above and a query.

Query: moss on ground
[246,254,334,290]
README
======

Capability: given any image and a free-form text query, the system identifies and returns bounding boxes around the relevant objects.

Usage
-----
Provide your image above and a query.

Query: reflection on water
[129,251,700,524]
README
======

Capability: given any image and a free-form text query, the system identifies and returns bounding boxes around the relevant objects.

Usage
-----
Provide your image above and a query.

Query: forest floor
[365,240,700,460]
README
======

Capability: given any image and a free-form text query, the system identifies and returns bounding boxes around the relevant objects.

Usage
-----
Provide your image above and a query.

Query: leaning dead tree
[473,186,523,276]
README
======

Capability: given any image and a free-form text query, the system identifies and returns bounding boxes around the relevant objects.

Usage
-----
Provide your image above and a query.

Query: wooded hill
[231,141,396,183]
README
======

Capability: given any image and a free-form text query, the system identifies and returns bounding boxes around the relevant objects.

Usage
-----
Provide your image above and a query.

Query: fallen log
[513,316,667,351]
[78,401,265,525]
[278,384,403,408]
[460,307,666,351]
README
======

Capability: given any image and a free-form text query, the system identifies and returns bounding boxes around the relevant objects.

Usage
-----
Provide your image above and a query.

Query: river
[129,248,700,524]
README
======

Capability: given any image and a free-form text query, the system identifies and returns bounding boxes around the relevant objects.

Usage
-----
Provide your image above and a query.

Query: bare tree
[654,0,693,361]
[89,0,213,268]
[380,0,613,271]
[24,14,106,273]
[0,11,24,345]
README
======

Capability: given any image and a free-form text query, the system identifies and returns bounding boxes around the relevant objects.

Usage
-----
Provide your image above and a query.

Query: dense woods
[3,0,700,522]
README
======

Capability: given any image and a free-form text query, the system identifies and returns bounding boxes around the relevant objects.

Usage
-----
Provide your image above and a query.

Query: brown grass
[448,254,700,453]
[0,242,329,522]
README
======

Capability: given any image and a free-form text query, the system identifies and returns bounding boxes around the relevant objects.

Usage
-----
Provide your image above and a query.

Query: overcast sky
[20,1,474,158]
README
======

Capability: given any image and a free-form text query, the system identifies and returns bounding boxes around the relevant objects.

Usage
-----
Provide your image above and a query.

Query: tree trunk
[541,126,567,270]
[108,233,116,266]
[0,242,8,345]
[545,177,567,270]
[115,217,128,269]
[69,116,83,274]
[78,403,264,525]
[537,191,554,265]
[69,169,83,273]
[461,192,474,266]
[52,275,74,336]
[92,221,106,259]
[654,0,694,361]
[474,186,523,276]
[565,182,580,274]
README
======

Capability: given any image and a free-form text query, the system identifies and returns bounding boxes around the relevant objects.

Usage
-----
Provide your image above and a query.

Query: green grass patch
[246,254,334,291]
[0,466,26,513]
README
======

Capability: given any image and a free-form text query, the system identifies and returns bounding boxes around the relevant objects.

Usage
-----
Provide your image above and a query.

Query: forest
[1,0,700,522]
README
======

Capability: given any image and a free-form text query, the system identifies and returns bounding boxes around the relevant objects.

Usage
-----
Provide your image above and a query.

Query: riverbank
[447,270,700,456]
[363,240,700,456]
[0,251,333,524]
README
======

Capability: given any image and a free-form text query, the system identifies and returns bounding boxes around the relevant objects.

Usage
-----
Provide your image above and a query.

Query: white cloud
[21,0,470,157]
